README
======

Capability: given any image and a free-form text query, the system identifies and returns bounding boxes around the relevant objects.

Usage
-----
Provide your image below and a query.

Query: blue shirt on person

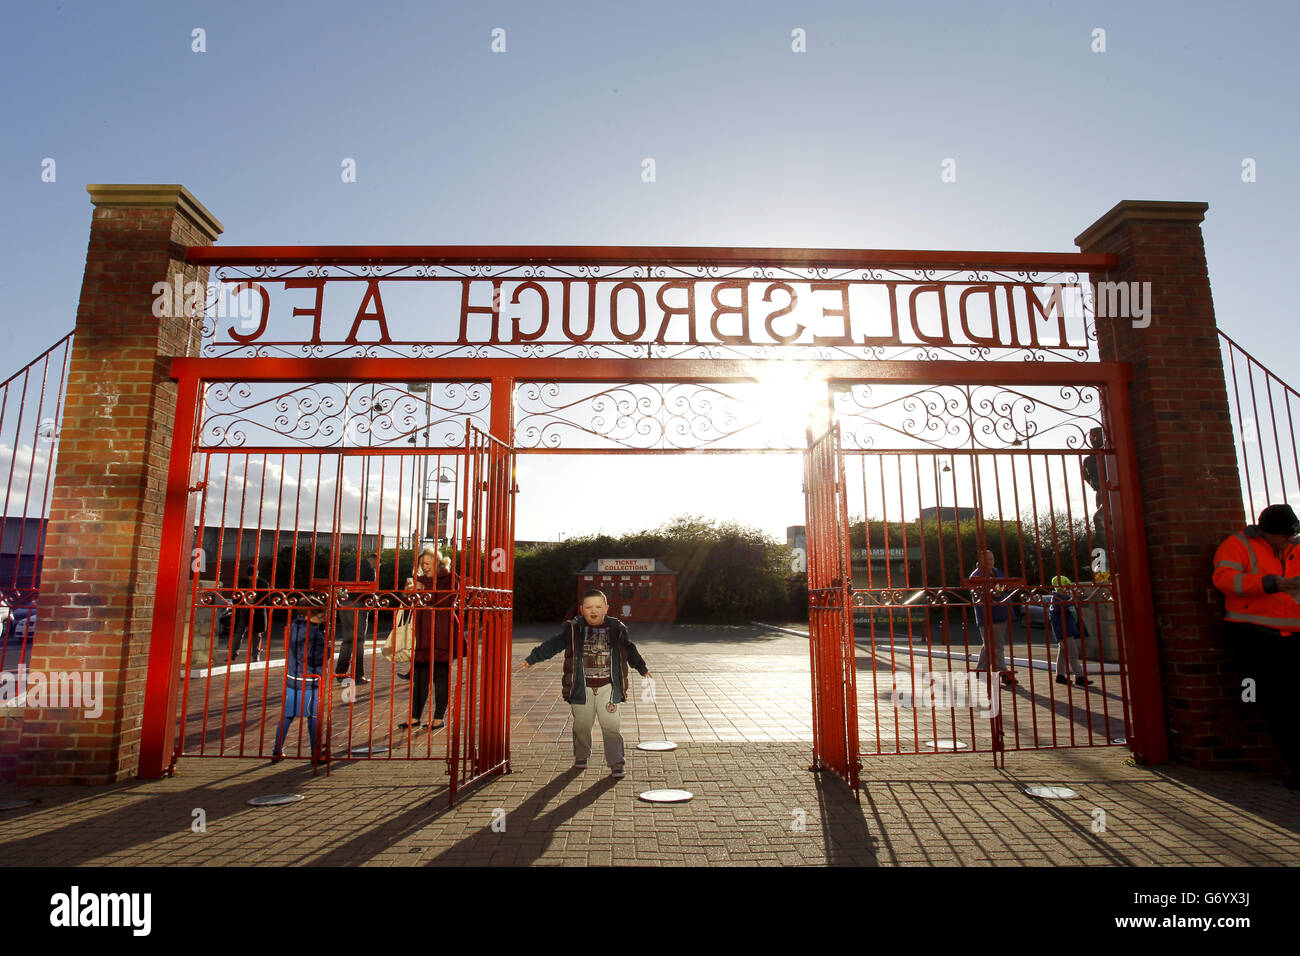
[969,565,1010,626]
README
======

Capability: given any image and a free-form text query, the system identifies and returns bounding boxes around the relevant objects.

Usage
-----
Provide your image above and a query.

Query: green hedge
[513,515,803,623]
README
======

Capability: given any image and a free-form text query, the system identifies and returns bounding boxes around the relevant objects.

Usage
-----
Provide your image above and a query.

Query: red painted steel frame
[447,422,516,805]
[170,357,1120,386]
[187,244,1118,271]
[804,423,861,797]
[143,353,1168,780]
[1104,372,1169,763]
[141,375,203,777]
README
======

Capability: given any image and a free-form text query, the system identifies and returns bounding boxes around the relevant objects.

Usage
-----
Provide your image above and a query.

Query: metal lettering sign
[187,247,1107,362]
[210,277,1083,350]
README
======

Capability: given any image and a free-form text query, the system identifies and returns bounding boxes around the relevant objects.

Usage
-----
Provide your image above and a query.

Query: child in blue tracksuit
[1044,575,1094,687]
[272,604,328,762]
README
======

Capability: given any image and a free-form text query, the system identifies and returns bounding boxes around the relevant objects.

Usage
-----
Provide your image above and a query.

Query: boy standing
[272,602,328,763]
[521,589,651,778]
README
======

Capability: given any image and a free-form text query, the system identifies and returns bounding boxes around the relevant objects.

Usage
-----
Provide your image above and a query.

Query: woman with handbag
[403,548,457,731]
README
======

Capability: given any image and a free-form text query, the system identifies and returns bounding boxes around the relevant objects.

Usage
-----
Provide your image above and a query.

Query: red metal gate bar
[1101,378,1162,761]
[1220,330,1300,521]
[0,330,73,676]
[171,357,1128,386]
[448,421,514,805]
[186,244,1118,271]
[141,373,204,777]
[804,423,860,797]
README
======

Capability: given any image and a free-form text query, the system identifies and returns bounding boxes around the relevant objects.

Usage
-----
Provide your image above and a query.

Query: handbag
[382,608,414,664]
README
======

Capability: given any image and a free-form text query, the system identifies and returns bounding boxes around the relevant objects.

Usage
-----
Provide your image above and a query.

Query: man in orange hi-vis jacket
[1212,503,1300,788]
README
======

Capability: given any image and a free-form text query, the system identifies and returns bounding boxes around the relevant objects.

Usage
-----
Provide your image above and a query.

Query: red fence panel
[448,423,516,804]
[0,331,73,678]
[1220,330,1300,522]
[804,423,861,796]
[834,379,1137,762]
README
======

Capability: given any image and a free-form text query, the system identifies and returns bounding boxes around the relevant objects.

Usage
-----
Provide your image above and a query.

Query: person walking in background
[970,549,1016,687]
[1212,503,1300,788]
[335,551,376,684]
[229,563,268,664]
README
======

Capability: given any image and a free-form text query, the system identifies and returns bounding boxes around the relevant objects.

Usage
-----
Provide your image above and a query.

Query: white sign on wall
[597,558,655,572]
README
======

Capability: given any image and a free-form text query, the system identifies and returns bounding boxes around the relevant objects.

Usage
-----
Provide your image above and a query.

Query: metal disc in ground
[247,793,305,807]
[637,741,678,751]
[350,745,390,755]
[638,789,693,803]
[1023,785,1079,800]
[0,799,34,811]
[1111,737,1127,745]
[927,739,969,751]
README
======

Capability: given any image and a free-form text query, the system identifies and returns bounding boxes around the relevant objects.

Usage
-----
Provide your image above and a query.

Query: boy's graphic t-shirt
[582,624,612,686]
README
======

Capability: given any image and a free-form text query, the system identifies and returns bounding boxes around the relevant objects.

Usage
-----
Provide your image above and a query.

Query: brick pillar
[15,185,222,784]
[1075,200,1272,771]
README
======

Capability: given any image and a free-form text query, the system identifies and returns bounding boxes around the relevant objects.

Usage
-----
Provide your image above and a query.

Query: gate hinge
[188,480,206,493]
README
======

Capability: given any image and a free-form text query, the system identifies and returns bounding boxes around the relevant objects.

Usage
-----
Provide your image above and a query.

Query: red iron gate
[132,242,1169,800]
[150,373,514,805]
[448,423,516,801]
[803,423,861,795]
[829,373,1158,773]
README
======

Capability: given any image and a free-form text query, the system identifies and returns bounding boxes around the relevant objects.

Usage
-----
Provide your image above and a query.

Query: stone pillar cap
[86,184,223,242]
[1075,200,1208,251]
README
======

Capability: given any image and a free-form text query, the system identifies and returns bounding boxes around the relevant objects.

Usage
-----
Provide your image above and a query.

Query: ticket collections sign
[597,558,655,572]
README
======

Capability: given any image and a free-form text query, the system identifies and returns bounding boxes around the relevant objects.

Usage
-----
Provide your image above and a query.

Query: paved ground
[2,623,1298,866]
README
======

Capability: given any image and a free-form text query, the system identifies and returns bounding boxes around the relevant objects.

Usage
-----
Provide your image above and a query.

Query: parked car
[1015,594,1047,628]
[4,605,36,643]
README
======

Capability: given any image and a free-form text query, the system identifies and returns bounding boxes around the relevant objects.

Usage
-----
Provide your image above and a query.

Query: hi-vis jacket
[1212,525,1300,634]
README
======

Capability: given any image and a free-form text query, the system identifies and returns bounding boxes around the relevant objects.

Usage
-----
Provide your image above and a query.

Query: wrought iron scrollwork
[835,382,1102,451]
[200,380,490,449]
[513,381,805,451]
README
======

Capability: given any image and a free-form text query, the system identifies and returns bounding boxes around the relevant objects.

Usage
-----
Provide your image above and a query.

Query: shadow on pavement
[425,767,611,866]
[814,772,879,866]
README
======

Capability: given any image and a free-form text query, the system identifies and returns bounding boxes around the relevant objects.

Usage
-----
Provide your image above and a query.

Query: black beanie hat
[1258,504,1300,536]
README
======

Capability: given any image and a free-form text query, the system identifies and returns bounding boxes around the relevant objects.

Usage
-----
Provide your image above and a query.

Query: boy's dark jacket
[525,616,648,705]
[287,615,326,680]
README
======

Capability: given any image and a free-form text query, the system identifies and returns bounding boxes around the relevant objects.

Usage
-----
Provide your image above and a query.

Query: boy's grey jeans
[571,681,625,769]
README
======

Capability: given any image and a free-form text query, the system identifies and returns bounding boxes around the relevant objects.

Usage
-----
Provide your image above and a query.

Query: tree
[512,514,800,622]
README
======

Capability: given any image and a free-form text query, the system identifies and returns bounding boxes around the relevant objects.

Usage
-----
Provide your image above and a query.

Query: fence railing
[1220,330,1300,523]
[0,330,74,672]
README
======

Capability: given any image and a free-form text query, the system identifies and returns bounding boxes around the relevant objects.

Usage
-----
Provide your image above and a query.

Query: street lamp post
[426,466,457,548]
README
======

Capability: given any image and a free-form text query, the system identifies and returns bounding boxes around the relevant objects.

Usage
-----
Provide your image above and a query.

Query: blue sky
[2,0,1296,543]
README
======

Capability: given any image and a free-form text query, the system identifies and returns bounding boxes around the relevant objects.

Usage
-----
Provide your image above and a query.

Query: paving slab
[1,623,1296,866]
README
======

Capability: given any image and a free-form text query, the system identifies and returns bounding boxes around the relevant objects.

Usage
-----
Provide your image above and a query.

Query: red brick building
[577,559,678,624]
